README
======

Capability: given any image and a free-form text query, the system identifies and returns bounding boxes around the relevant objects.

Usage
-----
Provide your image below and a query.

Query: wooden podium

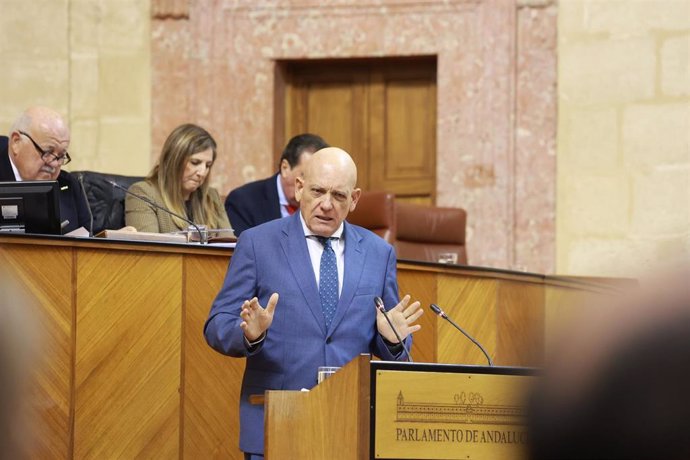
[264,355,535,460]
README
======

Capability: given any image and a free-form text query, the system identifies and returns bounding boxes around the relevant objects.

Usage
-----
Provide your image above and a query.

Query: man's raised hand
[376,294,423,343]
[240,293,279,341]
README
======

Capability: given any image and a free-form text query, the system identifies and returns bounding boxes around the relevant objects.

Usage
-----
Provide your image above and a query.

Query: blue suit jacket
[204,212,408,454]
[224,174,282,237]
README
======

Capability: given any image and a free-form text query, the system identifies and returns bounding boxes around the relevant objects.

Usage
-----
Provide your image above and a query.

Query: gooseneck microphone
[429,304,494,367]
[374,296,413,362]
[108,180,207,244]
[77,173,94,236]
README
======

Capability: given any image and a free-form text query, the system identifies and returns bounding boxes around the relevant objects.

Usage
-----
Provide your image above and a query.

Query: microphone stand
[430,304,494,367]
[77,173,94,236]
[109,180,207,244]
[374,296,413,362]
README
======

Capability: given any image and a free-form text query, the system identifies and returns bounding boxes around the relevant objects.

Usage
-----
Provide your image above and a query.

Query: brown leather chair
[395,202,468,264]
[347,190,396,243]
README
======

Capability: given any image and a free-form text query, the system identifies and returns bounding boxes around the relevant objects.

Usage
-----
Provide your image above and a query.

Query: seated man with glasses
[0,106,90,234]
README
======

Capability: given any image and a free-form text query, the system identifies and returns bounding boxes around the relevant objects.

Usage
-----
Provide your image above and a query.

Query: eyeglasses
[18,130,71,165]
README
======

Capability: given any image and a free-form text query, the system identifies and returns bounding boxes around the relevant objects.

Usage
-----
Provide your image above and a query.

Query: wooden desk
[0,234,623,459]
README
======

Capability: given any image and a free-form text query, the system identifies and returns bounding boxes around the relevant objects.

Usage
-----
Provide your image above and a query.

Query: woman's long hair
[147,123,225,229]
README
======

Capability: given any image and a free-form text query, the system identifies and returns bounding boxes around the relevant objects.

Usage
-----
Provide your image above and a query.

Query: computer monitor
[0,180,62,235]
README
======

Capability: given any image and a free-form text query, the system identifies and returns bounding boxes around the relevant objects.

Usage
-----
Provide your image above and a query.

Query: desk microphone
[77,173,94,236]
[374,296,413,362]
[429,303,494,367]
[108,180,207,244]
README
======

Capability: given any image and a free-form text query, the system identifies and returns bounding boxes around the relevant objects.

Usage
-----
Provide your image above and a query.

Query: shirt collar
[276,173,288,207]
[8,153,23,181]
[299,212,344,240]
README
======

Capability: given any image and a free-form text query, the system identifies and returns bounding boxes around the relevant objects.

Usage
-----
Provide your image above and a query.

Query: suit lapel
[281,213,327,335]
[328,222,365,333]
[0,145,18,181]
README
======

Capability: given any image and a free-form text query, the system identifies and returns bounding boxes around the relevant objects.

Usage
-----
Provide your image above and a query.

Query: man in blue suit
[224,133,328,236]
[205,147,423,459]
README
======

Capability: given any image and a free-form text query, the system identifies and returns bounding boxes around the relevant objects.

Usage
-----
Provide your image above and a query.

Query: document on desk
[96,229,187,243]
[95,229,236,246]
[64,226,90,237]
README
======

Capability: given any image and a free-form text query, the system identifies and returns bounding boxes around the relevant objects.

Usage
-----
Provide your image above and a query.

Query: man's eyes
[310,188,347,201]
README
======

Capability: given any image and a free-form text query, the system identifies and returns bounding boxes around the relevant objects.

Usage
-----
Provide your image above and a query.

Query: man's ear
[8,131,22,156]
[295,176,304,203]
[349,188,362,212]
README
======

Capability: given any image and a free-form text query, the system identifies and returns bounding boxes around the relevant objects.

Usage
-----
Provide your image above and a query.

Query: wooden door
[277,57,437,204]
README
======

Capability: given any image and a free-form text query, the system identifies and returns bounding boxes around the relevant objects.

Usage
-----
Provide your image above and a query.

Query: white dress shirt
[299,213,345,296]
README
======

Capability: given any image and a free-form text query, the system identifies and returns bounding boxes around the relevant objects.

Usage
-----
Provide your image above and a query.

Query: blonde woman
[125,124,231,233]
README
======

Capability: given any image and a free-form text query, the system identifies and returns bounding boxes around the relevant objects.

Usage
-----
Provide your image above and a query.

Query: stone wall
[152,0,558,273]
[557,0,690,276]
[3,0,686,277]
[0,0,151,175]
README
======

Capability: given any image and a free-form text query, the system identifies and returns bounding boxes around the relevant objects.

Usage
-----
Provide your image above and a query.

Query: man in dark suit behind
[206,147,423,459]
[224,133,328,236]
[0,106,90,234]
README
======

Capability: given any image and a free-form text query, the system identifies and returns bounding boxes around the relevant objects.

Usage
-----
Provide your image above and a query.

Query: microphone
[374,296,413,362]
[429,304,494,367]
[77,173,94,236]
[108,180,207,244]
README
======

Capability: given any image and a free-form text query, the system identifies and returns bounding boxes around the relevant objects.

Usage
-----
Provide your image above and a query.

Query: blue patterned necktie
[317,236,339,328]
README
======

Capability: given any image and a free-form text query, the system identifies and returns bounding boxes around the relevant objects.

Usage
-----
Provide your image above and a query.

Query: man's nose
[320,195,334,210]
[43,155,61,166]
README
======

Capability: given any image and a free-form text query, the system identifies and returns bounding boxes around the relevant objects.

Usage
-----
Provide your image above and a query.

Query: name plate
[373,369,534,460]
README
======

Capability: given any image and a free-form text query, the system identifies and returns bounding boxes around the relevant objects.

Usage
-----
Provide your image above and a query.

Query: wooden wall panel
[0,245,72,458]
[373,74,436,199]
[285,65,368,186]
[497,281,544,366]
[543,284,617,361]
[74,250,182,458]
[306,84,361,156]
[0,236,624,458]
[438,276,498,366]
[183,255,245,459]
[397,269,438,363]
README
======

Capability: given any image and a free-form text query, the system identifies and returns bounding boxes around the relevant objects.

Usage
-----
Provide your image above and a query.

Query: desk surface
[0,232,630,290]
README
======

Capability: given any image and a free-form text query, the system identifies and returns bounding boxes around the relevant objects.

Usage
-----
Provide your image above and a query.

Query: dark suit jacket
[224,174,282,236]
[204,212,408,455]
[0,135,90,234]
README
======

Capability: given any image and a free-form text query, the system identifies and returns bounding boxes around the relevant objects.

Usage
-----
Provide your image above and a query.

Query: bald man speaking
[0,106,90,234]
[204,147,423,459]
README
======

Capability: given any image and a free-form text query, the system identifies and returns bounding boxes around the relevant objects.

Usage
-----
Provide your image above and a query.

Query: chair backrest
[395,201,468,264]
[347,190,396,243]
[73,171,144,235]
